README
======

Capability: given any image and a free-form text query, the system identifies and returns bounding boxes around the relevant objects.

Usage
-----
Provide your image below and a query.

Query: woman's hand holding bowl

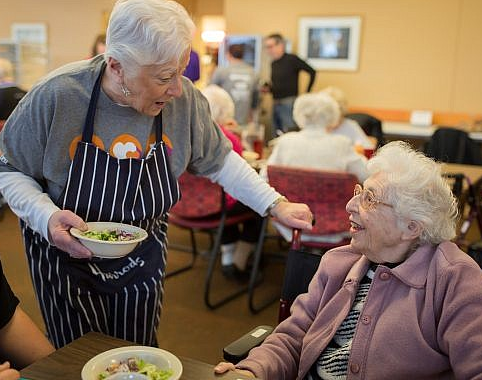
[48,210,92,259]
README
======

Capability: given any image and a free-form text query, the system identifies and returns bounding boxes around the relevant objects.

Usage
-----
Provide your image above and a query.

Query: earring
[120,83,131,97]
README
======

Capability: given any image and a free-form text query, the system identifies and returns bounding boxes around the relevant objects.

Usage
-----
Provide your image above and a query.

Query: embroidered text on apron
[21,62,180,349]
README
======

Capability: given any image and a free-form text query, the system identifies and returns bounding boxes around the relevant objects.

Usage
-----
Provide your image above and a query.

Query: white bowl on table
[81,346,182,380]
[70,222,148,259]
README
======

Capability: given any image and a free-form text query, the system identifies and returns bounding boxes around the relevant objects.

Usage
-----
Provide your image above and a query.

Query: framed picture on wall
[298,16,361,71]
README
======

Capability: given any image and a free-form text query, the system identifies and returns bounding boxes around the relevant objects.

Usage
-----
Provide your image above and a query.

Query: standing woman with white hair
[0,0,314,348]
[263,92,368,182]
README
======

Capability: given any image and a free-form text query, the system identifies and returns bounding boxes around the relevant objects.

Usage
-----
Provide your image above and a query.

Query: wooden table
[442,163,482,184]
[21,332,256,380]
[382,121,482,142]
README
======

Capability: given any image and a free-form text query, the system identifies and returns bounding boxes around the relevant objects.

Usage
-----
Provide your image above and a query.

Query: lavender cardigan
[237,242,482,379]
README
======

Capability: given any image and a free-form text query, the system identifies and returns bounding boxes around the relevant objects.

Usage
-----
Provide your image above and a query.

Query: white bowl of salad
[70,222,148,259]
[81,346,182,380]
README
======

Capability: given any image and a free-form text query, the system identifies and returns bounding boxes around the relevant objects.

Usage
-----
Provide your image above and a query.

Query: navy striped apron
[21,62,180,349]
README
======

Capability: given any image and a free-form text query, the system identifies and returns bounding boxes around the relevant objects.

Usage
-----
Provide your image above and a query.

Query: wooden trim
[348,107,482,128]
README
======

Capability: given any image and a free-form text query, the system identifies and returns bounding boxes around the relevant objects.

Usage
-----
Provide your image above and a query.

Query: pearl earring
[120,84,131,97]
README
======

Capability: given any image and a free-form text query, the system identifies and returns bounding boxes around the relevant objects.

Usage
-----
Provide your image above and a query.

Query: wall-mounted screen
[218,34,263,73]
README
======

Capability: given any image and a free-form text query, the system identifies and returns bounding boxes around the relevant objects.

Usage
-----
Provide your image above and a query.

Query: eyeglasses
[353,183,393,210]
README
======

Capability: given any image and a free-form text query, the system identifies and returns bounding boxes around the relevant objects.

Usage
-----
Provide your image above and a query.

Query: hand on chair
[270,201,314,231]
[214,362,255,377]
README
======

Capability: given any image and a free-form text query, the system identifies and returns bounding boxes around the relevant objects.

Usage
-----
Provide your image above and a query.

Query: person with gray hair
[263,92,367,182]
[202,85,263,277]
[261,92,367,243]
[0,0,314,349]
[320,86,373,150]
[216,141,482,379]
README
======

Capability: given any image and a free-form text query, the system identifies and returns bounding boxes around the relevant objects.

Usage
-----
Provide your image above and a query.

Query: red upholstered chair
[168,171,263,309]
[267,165,357,249]
[249,165,358,319]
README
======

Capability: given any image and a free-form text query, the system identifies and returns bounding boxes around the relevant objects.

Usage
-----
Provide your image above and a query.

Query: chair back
[345,112,385,147]
[424,127,482,165]
[267,165,358,236]
[278,229,322,322]
[170,171,223,218]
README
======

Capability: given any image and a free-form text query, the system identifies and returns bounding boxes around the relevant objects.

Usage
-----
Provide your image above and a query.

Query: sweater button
[379,271,390,280]
[350,363,360,373]
[362,315,371,324]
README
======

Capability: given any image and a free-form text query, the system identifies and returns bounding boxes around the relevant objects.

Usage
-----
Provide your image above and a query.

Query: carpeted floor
[0,206,284,366]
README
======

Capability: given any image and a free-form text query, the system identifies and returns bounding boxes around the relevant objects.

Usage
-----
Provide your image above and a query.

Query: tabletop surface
[442,163,482,183]
[382,121,482,141]
[21,332,256,380]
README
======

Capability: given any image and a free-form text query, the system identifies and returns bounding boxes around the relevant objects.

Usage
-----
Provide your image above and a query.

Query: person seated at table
[320,86,375,151]
[0,260,54,379]
[201,85,263,277]
[215,140,482,379]
[261,92,367,244]
[262,92,367,182]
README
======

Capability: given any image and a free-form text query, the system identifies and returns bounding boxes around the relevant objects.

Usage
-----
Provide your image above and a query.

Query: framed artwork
[298,16,361,71]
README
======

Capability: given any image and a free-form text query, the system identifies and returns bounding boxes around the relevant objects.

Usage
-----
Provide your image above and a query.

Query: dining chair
[168,171,264,309]
[443,173,482,251]
[247,165,357,315]
[224,228,322,364]
[424,127,482,165]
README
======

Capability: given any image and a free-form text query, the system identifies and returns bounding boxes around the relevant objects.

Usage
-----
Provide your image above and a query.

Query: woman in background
[201,84,263,277]
[90,33,106,57]
[262,92,367,182]
[320,86,374,151]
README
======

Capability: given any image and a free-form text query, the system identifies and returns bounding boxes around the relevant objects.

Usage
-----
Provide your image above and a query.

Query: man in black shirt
[264,33,316,135]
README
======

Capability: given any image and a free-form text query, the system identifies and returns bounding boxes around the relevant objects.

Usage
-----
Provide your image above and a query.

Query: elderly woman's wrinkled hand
[48,210,92,259]
[214,362,256,377]
[271,201,314,230]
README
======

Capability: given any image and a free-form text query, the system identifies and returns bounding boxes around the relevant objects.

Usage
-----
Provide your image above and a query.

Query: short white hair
[105,0,194,75]
[293,92,340,130]
[320,86,348,116]
[201,85,235,125]
[368,141,458,245]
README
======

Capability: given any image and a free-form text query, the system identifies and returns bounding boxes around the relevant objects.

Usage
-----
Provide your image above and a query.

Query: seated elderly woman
[215,141,482,379]
[262,92,367,182]
[320,86,374,151]
[261,92,368,243]
[201,84,263,276]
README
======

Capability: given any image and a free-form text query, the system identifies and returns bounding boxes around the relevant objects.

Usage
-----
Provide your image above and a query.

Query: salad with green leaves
[98,357,172,380]
[83,229,140,242]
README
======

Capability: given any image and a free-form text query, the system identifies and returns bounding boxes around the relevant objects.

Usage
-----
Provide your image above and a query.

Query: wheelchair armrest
[223,325,274,364]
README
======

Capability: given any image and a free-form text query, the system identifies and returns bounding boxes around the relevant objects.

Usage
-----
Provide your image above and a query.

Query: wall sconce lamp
[201,16,226,44]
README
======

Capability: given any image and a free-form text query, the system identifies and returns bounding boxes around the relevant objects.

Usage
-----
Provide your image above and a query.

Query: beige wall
[225,0,482,115]
[0,0,115,74]
[2,0,481,115]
